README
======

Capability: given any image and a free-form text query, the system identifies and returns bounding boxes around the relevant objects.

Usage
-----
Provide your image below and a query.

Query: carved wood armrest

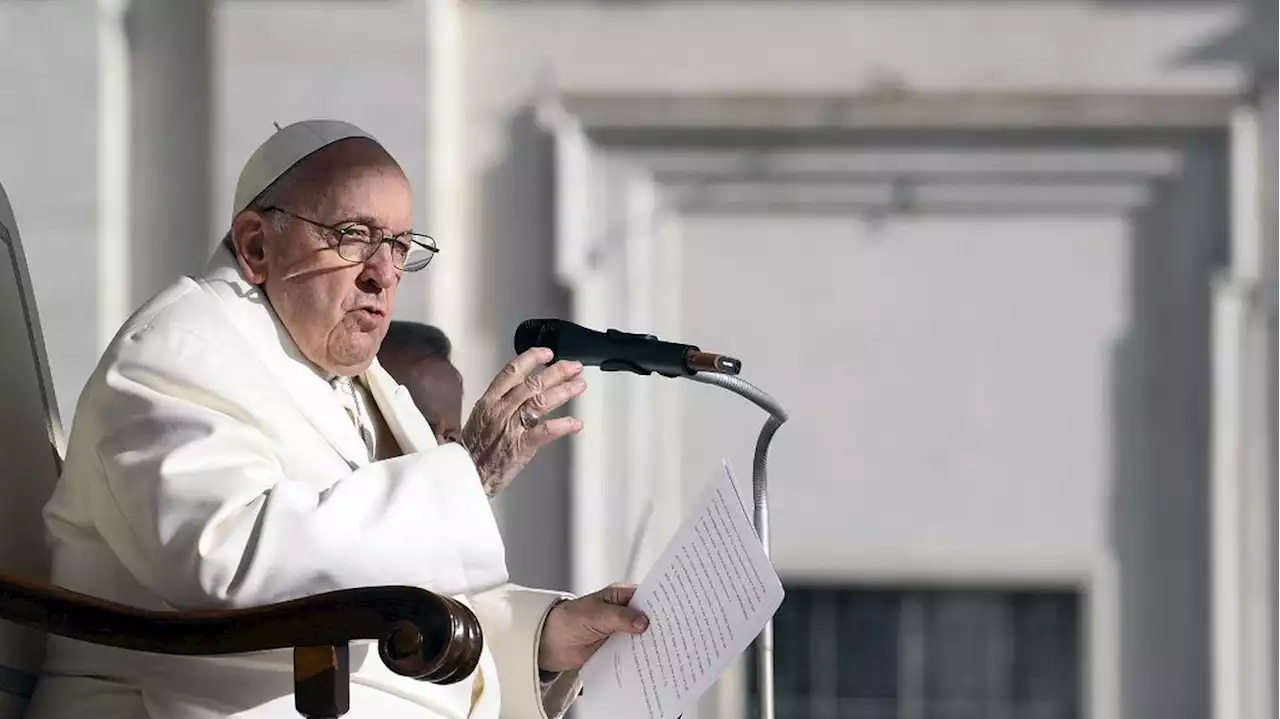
[0,573,483,719]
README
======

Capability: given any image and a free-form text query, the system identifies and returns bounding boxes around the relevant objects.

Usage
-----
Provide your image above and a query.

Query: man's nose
[359,242,400,290]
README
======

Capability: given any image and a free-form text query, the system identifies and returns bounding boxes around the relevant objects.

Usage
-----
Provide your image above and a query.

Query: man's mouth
[351,306,386,328]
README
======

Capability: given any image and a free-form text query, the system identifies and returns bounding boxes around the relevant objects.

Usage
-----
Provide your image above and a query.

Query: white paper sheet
[578,461,785,719]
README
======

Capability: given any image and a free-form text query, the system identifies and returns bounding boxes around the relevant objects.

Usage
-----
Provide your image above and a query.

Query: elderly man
[27,121,644,719]
[378,321,464,446]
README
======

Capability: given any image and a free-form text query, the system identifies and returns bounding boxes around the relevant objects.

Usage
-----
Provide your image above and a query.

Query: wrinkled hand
[460,347,586,498]
[538,584,649,674]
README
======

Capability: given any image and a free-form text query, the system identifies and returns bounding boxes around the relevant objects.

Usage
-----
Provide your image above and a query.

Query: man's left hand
[538,584,650,673]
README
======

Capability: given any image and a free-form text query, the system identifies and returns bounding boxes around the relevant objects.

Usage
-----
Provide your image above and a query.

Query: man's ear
[230,212,270,284]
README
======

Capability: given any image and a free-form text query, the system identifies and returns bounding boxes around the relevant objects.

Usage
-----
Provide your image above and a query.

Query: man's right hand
[460,347,586,498]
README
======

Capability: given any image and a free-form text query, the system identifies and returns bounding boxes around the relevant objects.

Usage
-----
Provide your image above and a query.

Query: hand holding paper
[578,462,785,719]
[538,584,650,673]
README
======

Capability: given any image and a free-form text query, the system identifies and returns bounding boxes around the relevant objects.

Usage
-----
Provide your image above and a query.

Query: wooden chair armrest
[0,572,483,719]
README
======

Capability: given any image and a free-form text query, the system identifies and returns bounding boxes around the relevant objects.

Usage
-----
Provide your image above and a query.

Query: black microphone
[513,319,742,378]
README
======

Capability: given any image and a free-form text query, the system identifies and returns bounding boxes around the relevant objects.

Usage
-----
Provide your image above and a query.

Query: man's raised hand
[459,347,586,498]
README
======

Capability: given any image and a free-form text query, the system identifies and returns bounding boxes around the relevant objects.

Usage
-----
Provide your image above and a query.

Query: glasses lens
[335,240,370,264]
[402,252,433,272]
[399,237,437,272]
[330,226,436,271]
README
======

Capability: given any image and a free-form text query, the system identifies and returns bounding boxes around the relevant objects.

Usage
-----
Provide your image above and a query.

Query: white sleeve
[469,584,582,719]
[86,329,508,610]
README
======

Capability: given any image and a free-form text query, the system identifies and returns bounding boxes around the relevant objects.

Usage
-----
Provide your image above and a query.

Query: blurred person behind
[378,320,463,446]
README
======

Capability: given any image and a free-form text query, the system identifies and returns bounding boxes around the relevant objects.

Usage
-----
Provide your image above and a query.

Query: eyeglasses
[261,206,439,272]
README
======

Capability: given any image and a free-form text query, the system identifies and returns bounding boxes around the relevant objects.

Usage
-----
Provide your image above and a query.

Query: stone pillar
[1259,71,1280,719]
[1209,0,1277,713]
[425,0,467,337]
[96,0,131,348]
[128,0,213,306]
[1211,77,1277,719]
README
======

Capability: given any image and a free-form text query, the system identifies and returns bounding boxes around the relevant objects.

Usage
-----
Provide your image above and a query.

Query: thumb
[591,584,647,633]
[599,603,648,634]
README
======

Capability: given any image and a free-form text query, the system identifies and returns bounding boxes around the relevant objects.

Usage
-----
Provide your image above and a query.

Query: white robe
[25,247,580,719]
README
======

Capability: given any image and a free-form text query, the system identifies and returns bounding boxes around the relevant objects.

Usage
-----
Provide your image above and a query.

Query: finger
[521,376,587,417]
[477,347,555,406]
[502,359,584,413]
[522,416,583,450]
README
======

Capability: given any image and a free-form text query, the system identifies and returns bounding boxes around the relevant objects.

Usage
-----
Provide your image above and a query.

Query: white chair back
[0,181,65,718]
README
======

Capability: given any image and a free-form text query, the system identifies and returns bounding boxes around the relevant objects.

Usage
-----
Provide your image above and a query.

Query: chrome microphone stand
[683,372,787,719]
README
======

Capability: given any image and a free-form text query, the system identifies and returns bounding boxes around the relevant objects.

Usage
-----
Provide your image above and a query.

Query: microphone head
[513,318,567,355]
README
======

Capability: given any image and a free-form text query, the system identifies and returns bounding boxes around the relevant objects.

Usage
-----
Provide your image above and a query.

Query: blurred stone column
[1250,69,1276,719]
[1213,2,1280,706]
[127,0,213,308]
[1241,5,1276,719]
[96,0,131,348]
[1210,2,1276,713]
[1213,96,1264,719]
[424,0,470,375]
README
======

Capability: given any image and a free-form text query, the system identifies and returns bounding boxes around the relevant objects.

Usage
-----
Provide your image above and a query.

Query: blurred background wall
[0,1,1274,718]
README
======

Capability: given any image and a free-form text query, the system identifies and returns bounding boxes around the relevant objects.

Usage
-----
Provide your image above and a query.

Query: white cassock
[25,245,581,719]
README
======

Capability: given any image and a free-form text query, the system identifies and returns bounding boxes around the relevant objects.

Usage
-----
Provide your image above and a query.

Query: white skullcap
[231,119,378,220]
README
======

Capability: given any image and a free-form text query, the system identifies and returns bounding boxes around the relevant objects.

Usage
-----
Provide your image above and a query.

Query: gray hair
[221,168,297,250]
